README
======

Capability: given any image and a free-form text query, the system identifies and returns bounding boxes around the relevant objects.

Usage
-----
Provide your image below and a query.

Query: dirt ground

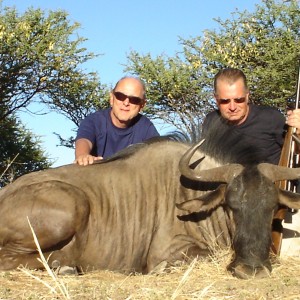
[0,250,300,300]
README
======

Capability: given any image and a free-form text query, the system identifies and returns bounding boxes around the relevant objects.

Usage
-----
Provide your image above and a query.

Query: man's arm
[74,138,102,166]
[286,109,300,153]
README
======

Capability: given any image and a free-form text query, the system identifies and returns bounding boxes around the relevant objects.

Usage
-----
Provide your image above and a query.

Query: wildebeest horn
[258,163,300,182]
[179,139,244,183]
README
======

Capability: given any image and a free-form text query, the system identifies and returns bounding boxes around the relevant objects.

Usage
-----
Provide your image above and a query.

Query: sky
[2,0,262,167]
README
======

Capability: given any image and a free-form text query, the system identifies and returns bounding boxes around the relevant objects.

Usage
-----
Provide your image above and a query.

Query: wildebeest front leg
[146,230,209,273]
[0,181,90,271]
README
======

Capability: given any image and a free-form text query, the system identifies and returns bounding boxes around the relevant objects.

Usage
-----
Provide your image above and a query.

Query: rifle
[271,63,300,255]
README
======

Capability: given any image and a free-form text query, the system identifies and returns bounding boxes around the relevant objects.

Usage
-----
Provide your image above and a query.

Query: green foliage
[0,4,111,167]
[125,0,300,137]
[0,5,109,122]
[0,114,51,187]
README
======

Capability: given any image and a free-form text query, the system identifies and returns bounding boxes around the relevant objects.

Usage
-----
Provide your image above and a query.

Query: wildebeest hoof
[51,261,78,276]
[228,264,271,279]
[149,261,168,274]
[57,266,78,276]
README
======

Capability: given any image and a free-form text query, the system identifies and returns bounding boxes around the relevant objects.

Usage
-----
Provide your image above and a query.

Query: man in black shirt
[202,68,287,165]
[202,67,300,255]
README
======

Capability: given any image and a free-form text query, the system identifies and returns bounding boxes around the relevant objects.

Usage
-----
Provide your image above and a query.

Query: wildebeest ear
[278,188,300,209]
[258,163,300,182]
[176,184,226,212]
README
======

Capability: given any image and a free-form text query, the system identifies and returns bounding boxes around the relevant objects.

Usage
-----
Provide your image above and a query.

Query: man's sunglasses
[217,97,247,105]
[113,91,143,105]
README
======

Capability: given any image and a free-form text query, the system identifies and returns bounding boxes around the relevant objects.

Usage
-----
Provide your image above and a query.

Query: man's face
[215,78,250,125]
[109,78,145,128]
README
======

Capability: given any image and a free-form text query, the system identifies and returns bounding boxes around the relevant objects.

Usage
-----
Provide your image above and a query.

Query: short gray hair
[214,68,248,94]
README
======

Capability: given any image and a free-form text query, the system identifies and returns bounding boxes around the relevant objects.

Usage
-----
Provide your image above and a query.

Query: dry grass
[1,249,300,300]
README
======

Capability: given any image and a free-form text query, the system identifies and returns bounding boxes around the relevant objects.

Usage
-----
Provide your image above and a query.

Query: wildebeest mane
[162,118,265,165]
[199,116,265,165]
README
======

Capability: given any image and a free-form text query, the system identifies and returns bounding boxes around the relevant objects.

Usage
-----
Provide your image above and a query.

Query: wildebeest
[1,124,300,279]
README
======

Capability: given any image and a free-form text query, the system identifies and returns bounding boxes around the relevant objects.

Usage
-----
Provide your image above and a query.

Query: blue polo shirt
[76,108,159,158]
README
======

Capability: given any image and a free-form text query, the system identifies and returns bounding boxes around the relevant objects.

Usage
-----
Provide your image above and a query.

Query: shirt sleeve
[271,109,286,147]
[145,123,160,139]
[75,114,96,145]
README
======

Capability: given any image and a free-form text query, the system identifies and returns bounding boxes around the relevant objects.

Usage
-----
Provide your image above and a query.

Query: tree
[0,5,112,184]
[125,0,300,138]
[0,112,51,187]
[0,5,108,121]
[0,5,112,171]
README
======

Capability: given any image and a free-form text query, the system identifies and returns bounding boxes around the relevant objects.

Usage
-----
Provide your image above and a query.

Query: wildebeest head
[177,139,300,279]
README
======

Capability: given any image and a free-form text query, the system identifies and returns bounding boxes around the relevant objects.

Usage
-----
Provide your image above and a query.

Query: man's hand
[74,154,103,166]
[287,109,300,135]
[74,138,102,166]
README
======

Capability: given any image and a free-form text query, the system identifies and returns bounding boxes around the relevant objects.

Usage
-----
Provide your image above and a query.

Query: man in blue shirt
[74,76,159,165]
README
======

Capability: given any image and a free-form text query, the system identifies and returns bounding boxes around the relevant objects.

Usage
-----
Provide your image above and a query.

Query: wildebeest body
[0,140,231,273]
[3,123,300,279]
